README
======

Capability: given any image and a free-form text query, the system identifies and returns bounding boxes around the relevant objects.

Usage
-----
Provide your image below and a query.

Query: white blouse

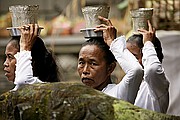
[102,36,169,113]
[12,51,43,91]
[134,41,169,113]
[102,36,143,104]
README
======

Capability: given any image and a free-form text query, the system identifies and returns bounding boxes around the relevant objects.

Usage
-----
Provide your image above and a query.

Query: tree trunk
[0,82,179,120]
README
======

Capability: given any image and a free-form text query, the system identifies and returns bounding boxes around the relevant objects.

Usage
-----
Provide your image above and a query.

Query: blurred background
[0,0,180,116]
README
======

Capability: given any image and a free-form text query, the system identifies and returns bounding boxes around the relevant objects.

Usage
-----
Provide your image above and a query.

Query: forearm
[142,41,165,79]
[110,36,143,73]
[142,41,160,68]
[143,41,169,96]
[110,36,143,103]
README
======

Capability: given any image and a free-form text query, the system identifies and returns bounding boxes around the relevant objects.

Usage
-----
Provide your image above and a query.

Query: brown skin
[84,17,154,91]
[126,20,155,66]
[3,24,39,82]
[19,24,39,51]
[95,17,155,66]
[3,42,18,82]
[94,16,117,46]
[78,16,116,91]
[77,45,115,91]
[126,42,143,66]
[138,20,155,44]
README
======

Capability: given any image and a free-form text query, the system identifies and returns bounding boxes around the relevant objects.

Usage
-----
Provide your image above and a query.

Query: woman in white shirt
[3,24,62,90]
[78,18,143,104]
[95,17,169,113]
[126,21,169,113]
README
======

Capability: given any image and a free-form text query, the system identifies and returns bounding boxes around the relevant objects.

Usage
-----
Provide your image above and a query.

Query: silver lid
[7,27,43,36]
[7,5,43,36]
[80,28,103,38]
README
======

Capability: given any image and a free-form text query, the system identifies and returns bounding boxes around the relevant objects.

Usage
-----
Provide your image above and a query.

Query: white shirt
[102,36,143,104]
[12,51,43,91]
[134,41,169,113]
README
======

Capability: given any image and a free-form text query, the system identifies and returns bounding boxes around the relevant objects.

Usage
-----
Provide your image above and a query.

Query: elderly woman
[4,24,62,91]
[126,21,169,113]
[95,16,169,113]
[77,16,143,104]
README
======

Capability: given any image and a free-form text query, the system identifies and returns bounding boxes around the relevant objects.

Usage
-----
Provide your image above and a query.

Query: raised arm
[13,24,43,91]
[138,21,169,97]
[95,16,143,104]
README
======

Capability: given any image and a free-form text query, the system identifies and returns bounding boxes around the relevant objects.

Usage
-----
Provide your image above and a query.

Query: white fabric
[12,51,43,91]
[134,41,169,113]
[102,36,143,104]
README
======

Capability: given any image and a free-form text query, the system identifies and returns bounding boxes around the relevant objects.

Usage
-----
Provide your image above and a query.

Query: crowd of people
[3,7,169,114]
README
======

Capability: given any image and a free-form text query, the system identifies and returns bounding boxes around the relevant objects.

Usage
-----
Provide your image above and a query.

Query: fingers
[19,24,39,36]
[34,24,39,36]
[147,20,153,32]
[95,16,114,32]
[18,25,29,33]
[98,16,113,26]
[138,20,156,34]
[94,24,116,34]
[94,24,107,32]
[22,25,30,31]
[138,28,148,33]
[19,25,30,35]
[29,24,39,36]
[94,16,117,43]
[19,24,39,51]
[29,24,34,35]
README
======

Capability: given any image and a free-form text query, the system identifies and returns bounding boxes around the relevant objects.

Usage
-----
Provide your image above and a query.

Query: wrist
[20,45,31,51]
[143,39,151,44]
[144,41,153,47]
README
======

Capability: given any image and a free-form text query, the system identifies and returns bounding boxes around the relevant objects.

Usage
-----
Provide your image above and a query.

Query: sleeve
[109,36,143,104]
[14,51,44,87]
[142,41,169,98]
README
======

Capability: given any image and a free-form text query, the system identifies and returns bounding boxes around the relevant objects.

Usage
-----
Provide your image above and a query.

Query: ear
[107,62,116,75]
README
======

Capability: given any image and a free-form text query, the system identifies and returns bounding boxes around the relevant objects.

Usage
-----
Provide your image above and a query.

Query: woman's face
[126,42,142,66]
[3,42,18,82]
[77,45,111,90]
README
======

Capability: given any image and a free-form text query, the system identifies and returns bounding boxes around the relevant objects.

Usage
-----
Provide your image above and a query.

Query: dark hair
[9,36,62,82]
[8,36,20,50]
[127,34,143,49]
[152,37,164,63]
[81,37,116,65]
[127,34,164,63]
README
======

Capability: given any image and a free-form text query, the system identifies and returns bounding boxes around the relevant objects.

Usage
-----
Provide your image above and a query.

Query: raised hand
[19,24,39,51]
[137,20,156,44]
[94,16,117,46]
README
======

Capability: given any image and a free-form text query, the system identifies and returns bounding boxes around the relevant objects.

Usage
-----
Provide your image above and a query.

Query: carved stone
[0,82,179,120]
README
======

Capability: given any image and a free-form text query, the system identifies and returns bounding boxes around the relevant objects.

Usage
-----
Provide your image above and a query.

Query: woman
[94,17,169,113]
[126,21,169,113]
[78,21,143,104]
[4,24,62,90]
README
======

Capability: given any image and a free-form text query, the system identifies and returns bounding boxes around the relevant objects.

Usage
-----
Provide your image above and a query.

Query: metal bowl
[6,27,43,36]
[80,28,103,38]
